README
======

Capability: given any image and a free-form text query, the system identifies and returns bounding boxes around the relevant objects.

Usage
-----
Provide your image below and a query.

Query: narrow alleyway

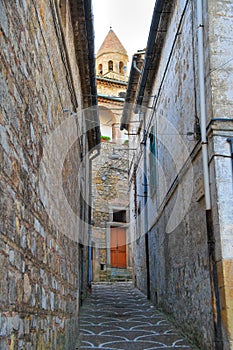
[77,283,199,350]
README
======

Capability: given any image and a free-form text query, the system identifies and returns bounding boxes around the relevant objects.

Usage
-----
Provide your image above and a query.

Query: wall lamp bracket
[63,108,77,116]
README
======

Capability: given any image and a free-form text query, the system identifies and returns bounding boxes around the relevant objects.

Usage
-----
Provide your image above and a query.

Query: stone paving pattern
[77,283,199,350]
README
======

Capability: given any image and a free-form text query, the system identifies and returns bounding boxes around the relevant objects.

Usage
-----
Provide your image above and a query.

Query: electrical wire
[145,0,191,137]
[209,57,233,75]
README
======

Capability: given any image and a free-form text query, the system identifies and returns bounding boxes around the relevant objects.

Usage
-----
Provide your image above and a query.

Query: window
[149,125,157,195]
[113,210,126,223]
[119,61,124,74]
[118,91,126,98]
[98,64,103,75]
[108,60,113,71]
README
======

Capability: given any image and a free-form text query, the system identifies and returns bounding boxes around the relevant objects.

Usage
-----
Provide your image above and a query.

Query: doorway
[110,227,126,268]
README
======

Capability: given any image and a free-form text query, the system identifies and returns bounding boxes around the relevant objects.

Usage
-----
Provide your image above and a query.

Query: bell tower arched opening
[108,60,113,72]
[119,61,124,74]
[98,64,103,75]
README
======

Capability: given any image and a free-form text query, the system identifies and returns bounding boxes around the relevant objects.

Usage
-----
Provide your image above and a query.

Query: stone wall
[91,141,131,281]
[148,155,214,348]
[207,1,233,347]
[0,1,92,348]
[133,0,233,347]
[148,2,215,346]
[133,1,216,348]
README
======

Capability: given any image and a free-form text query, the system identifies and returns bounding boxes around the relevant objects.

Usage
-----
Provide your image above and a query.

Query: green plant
[101,135,111,141]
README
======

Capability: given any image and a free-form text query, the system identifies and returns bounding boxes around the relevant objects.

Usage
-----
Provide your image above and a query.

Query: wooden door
[110,227,126,268]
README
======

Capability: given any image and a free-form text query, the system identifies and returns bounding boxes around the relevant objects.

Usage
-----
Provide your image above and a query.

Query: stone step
[109,268,132,281]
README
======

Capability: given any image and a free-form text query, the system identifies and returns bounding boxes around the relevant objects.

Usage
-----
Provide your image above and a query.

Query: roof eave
[69,0,101,149]
[135,0,173,111]
[120,52,145,131]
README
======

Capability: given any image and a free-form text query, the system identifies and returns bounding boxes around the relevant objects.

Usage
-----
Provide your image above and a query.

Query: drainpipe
[133,59,142,75]
[197,1,223,348]
[227,138,233,178]
[88,147,100,288]
[197,0,211,210]
[142,111,150,299]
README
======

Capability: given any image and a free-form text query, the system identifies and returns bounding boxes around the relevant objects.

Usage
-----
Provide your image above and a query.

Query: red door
[110,227,126,268]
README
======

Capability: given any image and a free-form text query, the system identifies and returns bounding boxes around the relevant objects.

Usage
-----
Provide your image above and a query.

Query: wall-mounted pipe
[88,147,101,287]
[197,2,223,347]
[197,0,211,210]
[133,59,142,75]
[227,138,233,178]
[142,111,150,299]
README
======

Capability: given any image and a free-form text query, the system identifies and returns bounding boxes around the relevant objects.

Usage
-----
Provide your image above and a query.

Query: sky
[92,0,155,67]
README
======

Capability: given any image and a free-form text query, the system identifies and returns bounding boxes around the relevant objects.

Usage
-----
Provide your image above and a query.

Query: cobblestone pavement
[77,282,199,350]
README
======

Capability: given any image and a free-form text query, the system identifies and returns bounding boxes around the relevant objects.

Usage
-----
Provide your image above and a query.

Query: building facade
[121,1,233,349]
[91,29,133,282]
[0,0,100,349]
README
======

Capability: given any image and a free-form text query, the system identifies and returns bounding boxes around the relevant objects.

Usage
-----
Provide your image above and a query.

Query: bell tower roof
[97,29,128,58]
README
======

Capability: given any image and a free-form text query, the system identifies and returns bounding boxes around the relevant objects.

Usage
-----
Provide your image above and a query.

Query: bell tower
[96,28,128,81]
[95,28,129,140]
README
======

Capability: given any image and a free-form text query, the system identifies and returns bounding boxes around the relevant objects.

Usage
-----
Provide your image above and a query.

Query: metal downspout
[88,148,100,287]
[227,138,233,180]
[142,112,150,299]
[197,1,223,348]
[197,0,211,210]
[133,59,142,75]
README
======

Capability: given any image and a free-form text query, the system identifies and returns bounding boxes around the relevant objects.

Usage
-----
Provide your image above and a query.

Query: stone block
[0,0,8,37]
